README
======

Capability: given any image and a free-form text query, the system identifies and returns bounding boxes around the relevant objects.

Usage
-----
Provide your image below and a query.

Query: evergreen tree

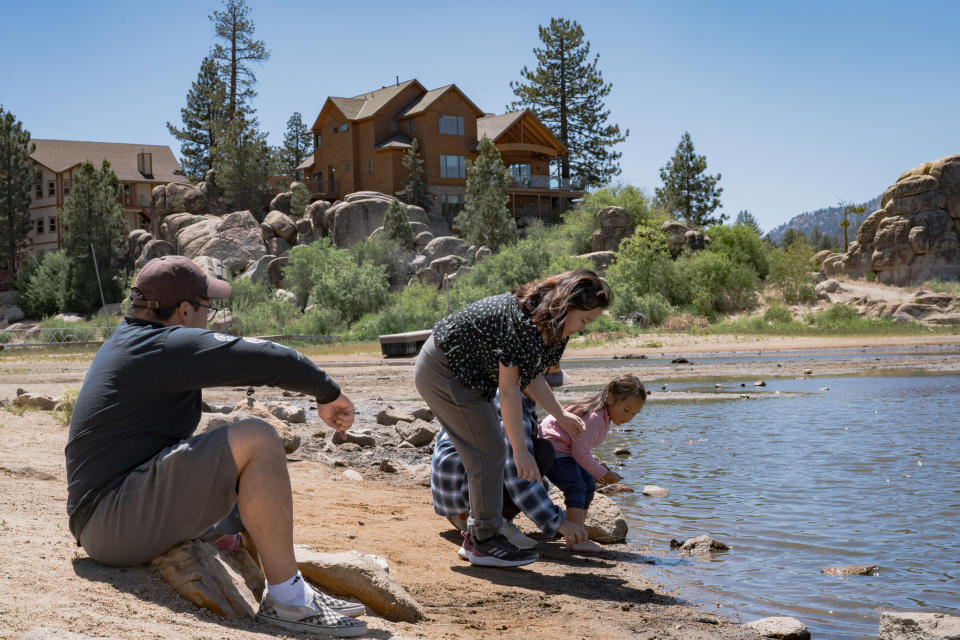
[383,198,415,251]
[214,115,272,217]
[735,209,762,236]
[289,180,311,220]
[655,131,725,227]
[61,161,126,313]
[277,112,312,181]
[781,228,806,248]
[396,138,431,210]
[166,56,228,180]
[509,17,628,188]
[209,0,269,121]
[0,107,35,276]
[456,136,516,251]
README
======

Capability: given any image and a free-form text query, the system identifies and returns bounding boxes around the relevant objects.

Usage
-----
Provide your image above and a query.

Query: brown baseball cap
[130,255,231,309]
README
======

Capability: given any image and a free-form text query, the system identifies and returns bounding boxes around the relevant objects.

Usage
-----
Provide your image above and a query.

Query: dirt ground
[2,331,959,640]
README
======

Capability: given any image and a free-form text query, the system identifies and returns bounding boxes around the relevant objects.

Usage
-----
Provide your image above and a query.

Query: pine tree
[166,56,228,180]
[209,0,269,121]
[396,138,431,210]
[0,107,35,276]
[735,210,762,235]
[383,198,415,250]
[277,112,312,181]
[214,115,272,217]
[61,161,126,313]
[289,181,311,219]
[655,131,725,227]
[509,17,628,188]
[456,136,516,251]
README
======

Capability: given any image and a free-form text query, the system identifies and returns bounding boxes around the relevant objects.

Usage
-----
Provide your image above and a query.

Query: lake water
[594,370,960,639]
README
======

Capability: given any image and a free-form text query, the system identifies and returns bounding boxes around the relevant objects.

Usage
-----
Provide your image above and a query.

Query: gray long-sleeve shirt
[65,317,341,539]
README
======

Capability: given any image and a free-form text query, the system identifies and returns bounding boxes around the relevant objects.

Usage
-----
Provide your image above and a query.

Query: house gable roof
[313,79,427,130]
[373,133,414,152]
[397,84,485,119]
[477,110,568,156]
[30,140,186,183]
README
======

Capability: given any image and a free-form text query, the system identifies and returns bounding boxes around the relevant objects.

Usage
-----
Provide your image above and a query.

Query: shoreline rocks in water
[670,535,730,554]
[821,563,877,576]
[878,611,960,640]
[741,616,811,640]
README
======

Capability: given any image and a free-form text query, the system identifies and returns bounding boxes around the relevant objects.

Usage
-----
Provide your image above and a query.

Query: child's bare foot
[566,539,605,553]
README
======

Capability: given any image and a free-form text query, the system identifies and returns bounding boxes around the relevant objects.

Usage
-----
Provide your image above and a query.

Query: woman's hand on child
[317,393,355,432]
[556,410,585,439]
[513,448,542,483]
[558,520,587,544]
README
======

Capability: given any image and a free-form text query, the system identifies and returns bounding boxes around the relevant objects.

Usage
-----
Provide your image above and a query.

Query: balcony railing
[120,194,152,208]
[508,175,584,191]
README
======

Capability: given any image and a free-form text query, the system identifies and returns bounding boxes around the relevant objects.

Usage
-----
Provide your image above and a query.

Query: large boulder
[269,191,292,214]
[160,213,206,245]
[878,612,960,640]
[193,256,227,282]
[238,255,276,287]
[837,153,960,284]
[329,193,430,248]
[429,255,462,277]
[140,239,176,265]
[264,210,297,243]
[176,216,221,256]
[152,181,206,218]
[575,251,616,273]
[590,206,634,252]
[187,211,268,275]
[306,200,332,234]
[422,236,469,263]
[267,257,289,290]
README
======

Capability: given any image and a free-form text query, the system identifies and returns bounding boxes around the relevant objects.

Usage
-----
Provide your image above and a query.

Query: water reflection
[593,373,960,639]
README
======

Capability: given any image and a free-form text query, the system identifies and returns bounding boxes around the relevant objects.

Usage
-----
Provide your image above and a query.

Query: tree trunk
[559,39,569,180]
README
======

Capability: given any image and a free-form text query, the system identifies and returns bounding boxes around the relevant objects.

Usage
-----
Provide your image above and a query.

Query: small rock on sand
[643,485,669,497]
[741,616,810,639]
[342,469,363,481]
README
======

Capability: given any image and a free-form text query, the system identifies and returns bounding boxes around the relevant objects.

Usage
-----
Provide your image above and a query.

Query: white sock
[267,571,313,606]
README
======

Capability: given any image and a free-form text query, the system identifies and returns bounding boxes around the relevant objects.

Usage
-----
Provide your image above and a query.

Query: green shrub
[0,332,11,344]
[283,305,342,336]
[607,224,686,310]
[348,284,450,340]
[347,236,410,287]
[764,302,793,323]
[226,276,272,311]
[449,226,591,310]
[706,223,769,279]
[677,251,759,315]
[233,299,301,336]
[629,293,676,326]
[39,316,96,342]
[768,237,817,304]
[56,387,79,425]
[286,239,390,322]
[560,184,653,254]
[16,251,69,317]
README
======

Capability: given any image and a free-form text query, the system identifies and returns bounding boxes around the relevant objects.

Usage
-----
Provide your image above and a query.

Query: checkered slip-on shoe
[256,592,367,637]
[312,587,366,618]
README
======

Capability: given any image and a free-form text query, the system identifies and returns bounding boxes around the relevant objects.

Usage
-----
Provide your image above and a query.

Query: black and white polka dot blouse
[432,293,568,399]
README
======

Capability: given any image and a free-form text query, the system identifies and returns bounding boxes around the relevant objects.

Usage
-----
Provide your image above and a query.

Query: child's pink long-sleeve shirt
[538,409,610,480]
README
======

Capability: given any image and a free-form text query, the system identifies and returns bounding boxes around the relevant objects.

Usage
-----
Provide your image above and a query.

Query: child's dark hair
[513,269,612,346]
[565,374,646,417]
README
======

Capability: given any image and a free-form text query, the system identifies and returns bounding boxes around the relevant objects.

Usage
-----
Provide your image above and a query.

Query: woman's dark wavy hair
[513,269,612,346]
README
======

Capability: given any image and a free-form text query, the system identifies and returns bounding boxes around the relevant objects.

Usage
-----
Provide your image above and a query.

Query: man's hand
[317,392,355,432]
[558,520,587,544]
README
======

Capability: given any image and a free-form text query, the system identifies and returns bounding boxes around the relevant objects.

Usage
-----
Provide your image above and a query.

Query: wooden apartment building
[25,140,185,260]
[299,79,584,222]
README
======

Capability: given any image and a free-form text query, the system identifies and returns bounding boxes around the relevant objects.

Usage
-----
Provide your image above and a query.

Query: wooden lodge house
[298,79,585,223]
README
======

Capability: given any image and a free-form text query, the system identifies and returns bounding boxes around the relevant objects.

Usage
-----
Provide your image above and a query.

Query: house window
[332,123,349,134]
[509,163,532,184]
[48,217,57,234]
[440,155,466,179]
[63,178,71,196]
[36,183,42,198]
[438,115,464,135]
[408,119,414,134]
[36,218,44,235]
[441,194,463,218]
[343,161,349,171]
[389,120,398,133]
[48,181,55,197]
[313,171,323,192]
[368,159,374,174]
[35,168,43,198]
[314,133,322,148]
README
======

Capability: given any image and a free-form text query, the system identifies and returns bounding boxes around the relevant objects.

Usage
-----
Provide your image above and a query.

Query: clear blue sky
[2,0,958,232]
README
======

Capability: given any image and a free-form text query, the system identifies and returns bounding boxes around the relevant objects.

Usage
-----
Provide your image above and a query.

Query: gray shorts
[79,425,239,566]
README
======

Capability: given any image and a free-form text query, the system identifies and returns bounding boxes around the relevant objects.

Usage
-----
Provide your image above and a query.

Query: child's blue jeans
[546,455,596,510]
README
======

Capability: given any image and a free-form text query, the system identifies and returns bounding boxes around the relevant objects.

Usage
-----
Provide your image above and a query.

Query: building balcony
[120,194,152,208]
[508,175,584,192]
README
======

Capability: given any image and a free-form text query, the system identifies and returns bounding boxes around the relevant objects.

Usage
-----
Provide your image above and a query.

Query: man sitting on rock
[65,255,367,638]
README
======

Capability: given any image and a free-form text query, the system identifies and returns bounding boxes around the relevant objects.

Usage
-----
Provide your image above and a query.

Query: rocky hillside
[766,195,881,245]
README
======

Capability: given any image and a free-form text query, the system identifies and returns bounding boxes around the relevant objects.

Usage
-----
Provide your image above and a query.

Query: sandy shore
[1,333,958,639]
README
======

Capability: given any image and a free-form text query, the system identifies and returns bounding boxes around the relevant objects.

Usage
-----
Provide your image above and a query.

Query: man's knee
[226,418,285,465]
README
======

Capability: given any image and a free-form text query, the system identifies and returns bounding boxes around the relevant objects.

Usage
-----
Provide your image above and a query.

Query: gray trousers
[415,336,505,540]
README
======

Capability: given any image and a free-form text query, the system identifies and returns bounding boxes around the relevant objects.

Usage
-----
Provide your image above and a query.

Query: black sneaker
[469,534,538,567]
